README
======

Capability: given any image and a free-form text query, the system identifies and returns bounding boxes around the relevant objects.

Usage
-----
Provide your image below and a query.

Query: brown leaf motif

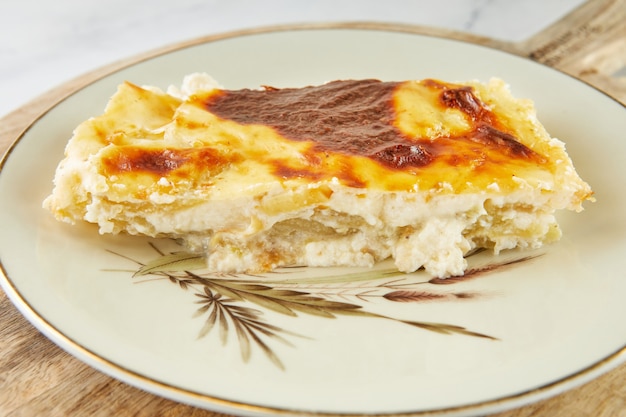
[106,242,542,369]
[383,290,476,302]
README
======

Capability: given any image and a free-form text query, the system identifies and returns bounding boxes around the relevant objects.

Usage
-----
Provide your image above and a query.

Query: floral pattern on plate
[107,241,542,369]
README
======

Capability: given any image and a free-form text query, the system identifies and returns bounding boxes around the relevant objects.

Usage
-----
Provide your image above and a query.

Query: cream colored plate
[1,27,625,417]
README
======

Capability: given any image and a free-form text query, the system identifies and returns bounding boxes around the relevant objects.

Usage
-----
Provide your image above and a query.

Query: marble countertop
[0,0,586,118]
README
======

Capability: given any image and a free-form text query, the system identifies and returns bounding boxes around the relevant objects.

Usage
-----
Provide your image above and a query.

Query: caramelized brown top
[95,78,555,195]
[201,79,542,170]
[102,146,230,178]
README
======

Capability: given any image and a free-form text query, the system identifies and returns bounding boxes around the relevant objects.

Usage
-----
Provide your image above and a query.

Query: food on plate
[43,73,593,277]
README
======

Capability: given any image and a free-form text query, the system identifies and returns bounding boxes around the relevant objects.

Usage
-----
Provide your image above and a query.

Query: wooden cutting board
[1,0,625,415]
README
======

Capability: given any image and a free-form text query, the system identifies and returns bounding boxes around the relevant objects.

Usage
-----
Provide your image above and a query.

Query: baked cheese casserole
[43,73,593,277]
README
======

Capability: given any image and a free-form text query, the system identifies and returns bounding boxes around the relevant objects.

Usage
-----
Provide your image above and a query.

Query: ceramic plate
[1,26,625,417]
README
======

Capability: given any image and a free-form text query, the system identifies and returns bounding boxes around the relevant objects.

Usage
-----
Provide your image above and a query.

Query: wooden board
[1,0,625,415]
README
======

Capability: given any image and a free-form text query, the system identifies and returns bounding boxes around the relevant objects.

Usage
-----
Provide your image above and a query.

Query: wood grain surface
[1,1,625,415]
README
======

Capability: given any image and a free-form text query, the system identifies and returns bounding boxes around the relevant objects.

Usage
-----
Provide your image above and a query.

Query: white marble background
[0,0,586,118]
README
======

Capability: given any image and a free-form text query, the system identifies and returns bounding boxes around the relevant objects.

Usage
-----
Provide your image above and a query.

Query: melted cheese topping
[89,78,565,200]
